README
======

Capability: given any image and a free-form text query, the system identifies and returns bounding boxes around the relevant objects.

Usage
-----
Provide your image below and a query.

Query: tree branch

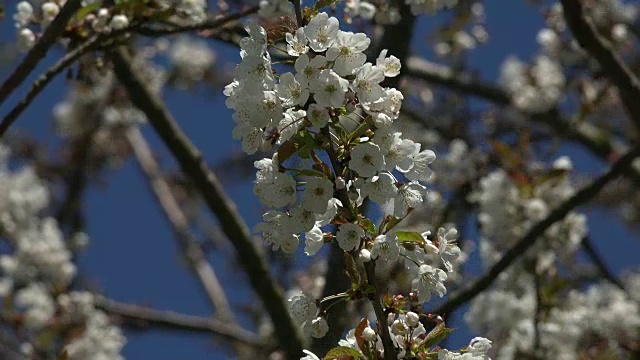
[126,127,236,321]
[289,0,303,28]
[560,0,640,133]
[96,297,268,348]
[0,34,102,138]
[405,56,640,186]
[135,7,259,36]
[434,143,640,315]
[109,47,304,358]
[0,0,82,107]
[580,236,626,291]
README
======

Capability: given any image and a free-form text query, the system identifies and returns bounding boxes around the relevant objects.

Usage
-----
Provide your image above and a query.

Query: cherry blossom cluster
[471,157,586,269]
[224,11,474,357]
[299,315,492,359]
[0,146,125,359]
[465,274,640,359]
[12,0,208,53]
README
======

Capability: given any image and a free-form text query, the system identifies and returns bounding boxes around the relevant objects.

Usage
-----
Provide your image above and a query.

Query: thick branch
[0,0,82,107]
[109,47,304,358]
[434,143,640,315]
[96,297,267,348]
[126,127,235,321]
[560,0,640,132]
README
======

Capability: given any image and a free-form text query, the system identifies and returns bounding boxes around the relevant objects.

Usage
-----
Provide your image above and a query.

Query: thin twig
[0,35,102,138]
[532,266,542,354]
[55,120,103,234]
[434,143,640,315]
[135,7,259,36]
[289,0,304,28]
[581,236,626,291]
[560,0,640,132]
[96,297,267,348]
[405,56,640,186]
[0,0,82,107]
[109,47,304,358]
[126,127,236,321]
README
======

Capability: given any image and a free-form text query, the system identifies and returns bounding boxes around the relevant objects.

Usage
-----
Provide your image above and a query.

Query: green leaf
[419,322,454,350]
[344,252,361,291]
[360,218,377,235]
[75,1,101,22]
[383,216,401,233]
[395,231,424,244]
[324,346,361,360]
[115,0,145,4]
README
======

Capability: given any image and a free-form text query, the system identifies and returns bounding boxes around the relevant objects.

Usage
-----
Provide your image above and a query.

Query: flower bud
[405,311,420,327]
[310,317,329,338]
[109,14,129,30]
[359,249,371,262]
[362,327,377,342]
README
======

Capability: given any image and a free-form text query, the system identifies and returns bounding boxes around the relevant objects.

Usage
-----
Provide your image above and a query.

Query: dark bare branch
[435,143,640,315]
[560,0,640,133]
[0,0,82,107]
[96,297,267,348]
[126,127,236,321]
[109,47,304,358]
[0,35,102,138]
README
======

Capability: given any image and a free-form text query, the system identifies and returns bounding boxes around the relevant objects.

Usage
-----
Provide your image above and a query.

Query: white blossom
[360,172,397,204]
[326,31,370,76]
[295,54,327,88]
[394,182,426,217]
[14,2,34,28]
[352,63,385,103]
[288,206,317,234]
[336,223,364,251]
[310,317,329,338]
[304,13,340,52]
[377,49,401,77]
[349,143,385,178]
[286,28,309,57]
[276,72,309,107]
[278,109,306,142]
[15,283,55,330]
[435,227,461,272]
[288,293,318,325]
[109,14,129,30]
[304,225,324,255]
[406,149,436,182]
[312,69,349,108]
[41,2,60,26]
[259,0,293,17]
[370,233,399,263]
[411,264,447,302]
[307,104,331,128]
[17,28,36,53]
[303,177,334,213]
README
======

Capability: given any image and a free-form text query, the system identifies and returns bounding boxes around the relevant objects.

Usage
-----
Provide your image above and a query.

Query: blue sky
[1,1,638,359]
